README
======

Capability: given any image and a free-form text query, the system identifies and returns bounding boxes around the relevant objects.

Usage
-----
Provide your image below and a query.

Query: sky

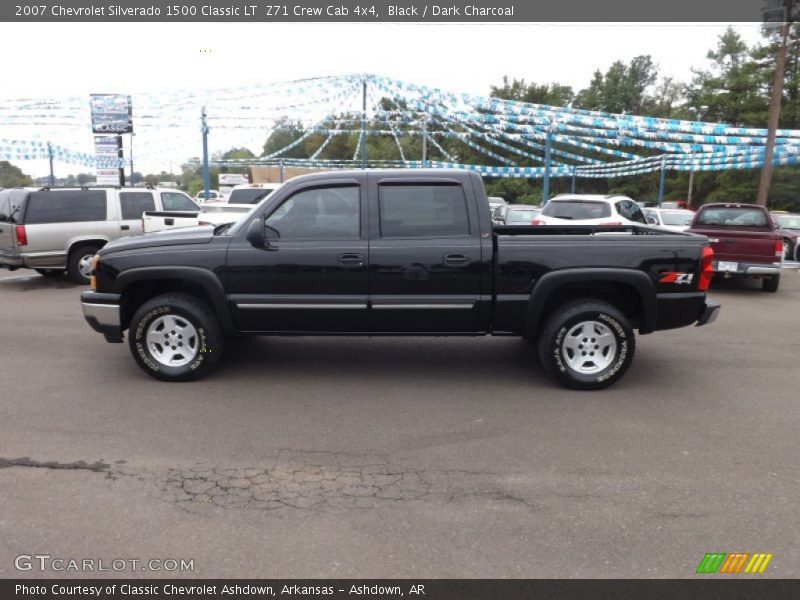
[0,22,765,177]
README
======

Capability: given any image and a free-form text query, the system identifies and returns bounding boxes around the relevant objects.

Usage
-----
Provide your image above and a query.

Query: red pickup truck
[688,203,783,292]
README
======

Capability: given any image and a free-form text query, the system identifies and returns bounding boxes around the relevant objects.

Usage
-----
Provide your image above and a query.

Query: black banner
[1,0,766,22]
[3,580,800,600]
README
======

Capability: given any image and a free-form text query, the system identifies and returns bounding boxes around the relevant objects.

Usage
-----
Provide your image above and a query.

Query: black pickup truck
[81,169,719,390]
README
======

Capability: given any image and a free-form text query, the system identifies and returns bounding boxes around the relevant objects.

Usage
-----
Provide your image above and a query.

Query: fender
[114,266,237,335]
[524,268,657,338]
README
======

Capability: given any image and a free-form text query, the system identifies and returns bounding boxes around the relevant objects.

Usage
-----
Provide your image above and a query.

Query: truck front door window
[265,186,360,240]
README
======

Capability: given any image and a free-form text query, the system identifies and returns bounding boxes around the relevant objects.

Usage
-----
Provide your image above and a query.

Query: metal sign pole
[202,106,210,201]
[47,142,55,187]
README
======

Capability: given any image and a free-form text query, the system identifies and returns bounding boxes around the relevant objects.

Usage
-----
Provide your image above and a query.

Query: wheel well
[68,240,107,259]
[120,279,215,330]
[540,281,644,329]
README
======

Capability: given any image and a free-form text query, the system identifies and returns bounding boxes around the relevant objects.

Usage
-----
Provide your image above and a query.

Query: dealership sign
[90,93,133,134]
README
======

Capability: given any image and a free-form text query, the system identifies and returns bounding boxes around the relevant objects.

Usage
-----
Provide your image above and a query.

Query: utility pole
[422,118,428,167]
[201,106,210,201]
[360,77,367,169]
[542,120,554,205]
[757,0,795,206]
[47,142,55,187]
[657,156,666,205]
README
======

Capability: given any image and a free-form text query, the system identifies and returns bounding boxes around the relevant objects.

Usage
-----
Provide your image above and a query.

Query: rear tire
[762,275,780,293]
[128,293,224,381]
[35,268,65,277]
[537,299,636,390]
[67,245,100,284]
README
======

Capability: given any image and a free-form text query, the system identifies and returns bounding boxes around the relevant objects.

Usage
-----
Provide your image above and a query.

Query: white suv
[534,194,647,226]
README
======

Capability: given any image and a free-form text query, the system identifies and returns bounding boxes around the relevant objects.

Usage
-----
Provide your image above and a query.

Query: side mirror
[646,216,658,225]
[685,219,692,226]
[246,218,265,248]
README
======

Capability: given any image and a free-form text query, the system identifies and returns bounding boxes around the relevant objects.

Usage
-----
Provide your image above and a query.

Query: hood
[100,226,215,254]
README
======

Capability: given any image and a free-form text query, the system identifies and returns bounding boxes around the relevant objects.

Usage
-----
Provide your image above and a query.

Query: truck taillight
[15,225,27,246]
[603,221,623,226]
[531,219,544,225]
[698,245,714,291]
[775,239,783,260]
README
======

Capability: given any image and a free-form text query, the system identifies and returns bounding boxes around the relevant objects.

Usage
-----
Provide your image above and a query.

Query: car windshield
[228,188,275,204]
[540,200,612,219]
[696,207,768,227]
[775,214,800,230]
[661,211,693,225]
[506,209,539,223]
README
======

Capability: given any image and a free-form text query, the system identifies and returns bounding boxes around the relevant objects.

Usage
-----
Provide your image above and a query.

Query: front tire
[537,299,636,390]
[128,293,224,381]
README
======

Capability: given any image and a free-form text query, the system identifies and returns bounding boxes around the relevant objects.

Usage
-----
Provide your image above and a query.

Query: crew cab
[80,170,719,390]
[688,203,783,292]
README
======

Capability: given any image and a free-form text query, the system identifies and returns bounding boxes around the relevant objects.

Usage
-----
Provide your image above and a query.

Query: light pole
[757,0,795,206]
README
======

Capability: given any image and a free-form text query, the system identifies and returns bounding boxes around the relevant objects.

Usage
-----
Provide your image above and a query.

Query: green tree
[0,161,33,187]
[574,55,658,114]
[490,76,574,106]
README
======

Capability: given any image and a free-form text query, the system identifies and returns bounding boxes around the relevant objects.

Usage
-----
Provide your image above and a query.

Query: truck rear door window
[120,192,156,219]
[23,191,106,224]
[696,208,768,227]
[379,184,469,237]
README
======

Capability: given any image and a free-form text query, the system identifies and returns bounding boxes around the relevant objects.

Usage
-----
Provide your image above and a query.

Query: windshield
[696,207,768,227]
[540,200,611,220]
[228,188,276,204]
[506,209,539,223]
[775,214,800,230]
[661,211,693,226]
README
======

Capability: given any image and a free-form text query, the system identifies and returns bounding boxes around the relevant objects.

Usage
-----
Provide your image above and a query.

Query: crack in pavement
[0,457,111,473]
[2,451,540,514]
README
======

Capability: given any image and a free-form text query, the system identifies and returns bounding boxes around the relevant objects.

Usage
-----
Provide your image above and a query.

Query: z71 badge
[659,272,695,284]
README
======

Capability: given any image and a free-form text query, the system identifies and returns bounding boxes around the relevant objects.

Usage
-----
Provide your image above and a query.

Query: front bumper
[696,299,721,327]
[81,291,123,343]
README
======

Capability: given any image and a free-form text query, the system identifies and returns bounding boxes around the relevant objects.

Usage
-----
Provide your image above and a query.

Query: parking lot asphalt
[0,267,798,579]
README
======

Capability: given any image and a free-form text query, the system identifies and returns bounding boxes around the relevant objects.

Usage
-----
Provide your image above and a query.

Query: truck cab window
[161,192,197,212]
[379,184,469,237]
[265,186,360,240]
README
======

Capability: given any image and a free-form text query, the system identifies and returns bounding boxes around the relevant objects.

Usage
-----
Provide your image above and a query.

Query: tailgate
[691,227,778,263]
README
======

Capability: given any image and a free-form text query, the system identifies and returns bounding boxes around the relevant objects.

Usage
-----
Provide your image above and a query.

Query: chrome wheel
[783,240,791,261]
[146,315,199,368]
[78,254,95,280]
[561,320,617,375]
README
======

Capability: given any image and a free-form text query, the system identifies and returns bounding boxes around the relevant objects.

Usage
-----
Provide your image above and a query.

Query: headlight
[90,255,100,290]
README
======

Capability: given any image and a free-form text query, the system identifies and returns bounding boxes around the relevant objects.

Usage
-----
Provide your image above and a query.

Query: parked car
[504,205,541,225]
[687,203,783,292]
[81,169,719,390]
[771,212,800,262]
[225,183,282,205]
[534,194,647,226]
[659,200,693,211]
[491,204,507,224]
[0,186,198,283]
[194,189,226,203]
[642,208,695,232]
